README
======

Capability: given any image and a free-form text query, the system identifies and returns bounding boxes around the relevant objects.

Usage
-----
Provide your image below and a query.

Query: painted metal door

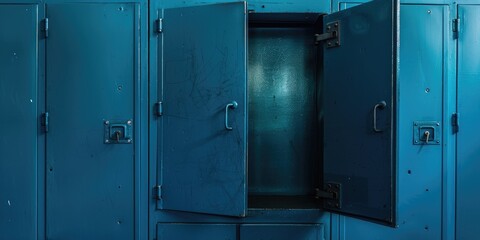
[45,3,138,239]
[158,2,247,216]
[323,0,398,224]
[457,5,480,240]
[0,4,39,239]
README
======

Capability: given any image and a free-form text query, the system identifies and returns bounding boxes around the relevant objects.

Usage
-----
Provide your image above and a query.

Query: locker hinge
[43,18,49,38]
[452,112,459,133]
[452,18,460,39]
[41,112,49,133]
[156,18,163,33]
[155,101,163,117]
[316,182,341,209]
[153,185,162,200]
[314,21,341,48]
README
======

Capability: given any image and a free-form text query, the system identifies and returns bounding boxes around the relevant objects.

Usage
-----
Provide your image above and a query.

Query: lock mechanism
[104,120,133,144]
[413,121,440,145]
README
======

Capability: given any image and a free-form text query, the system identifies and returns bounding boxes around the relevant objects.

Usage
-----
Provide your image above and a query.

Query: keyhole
[424,131,430,144]
[114,131,122,142]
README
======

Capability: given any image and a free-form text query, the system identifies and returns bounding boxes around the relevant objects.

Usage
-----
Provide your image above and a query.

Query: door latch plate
[413,121,440,145]
[104,120,133,144]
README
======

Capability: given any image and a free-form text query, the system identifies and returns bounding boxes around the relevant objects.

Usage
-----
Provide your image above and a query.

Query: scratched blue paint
[159,2,248,217]
[323,0,398,224]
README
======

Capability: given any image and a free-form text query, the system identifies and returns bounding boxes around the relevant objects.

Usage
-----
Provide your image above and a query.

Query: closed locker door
[45,3,138,239]
[0,4,39,239]
[457,5,480,240]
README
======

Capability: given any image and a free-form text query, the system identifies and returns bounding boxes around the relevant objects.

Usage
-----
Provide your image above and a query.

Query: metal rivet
[105,140,110,143]
[436,140,440,143]
[425,88,430,93]
[127,139,132,143]
[414,123,418,126]
[436,122,440,126]
[415,140,419,143]
[427,10,431,14]
[327,42,332,46]
[104,121,110,125]
[127,120,132,125]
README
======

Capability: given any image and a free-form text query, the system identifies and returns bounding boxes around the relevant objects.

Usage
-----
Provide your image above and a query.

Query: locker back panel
[0,4,38,240]
[248,26,319,197]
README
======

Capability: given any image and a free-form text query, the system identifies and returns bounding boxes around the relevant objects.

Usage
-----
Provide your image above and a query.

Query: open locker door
[322,0,399,224]
[158,2,248,217]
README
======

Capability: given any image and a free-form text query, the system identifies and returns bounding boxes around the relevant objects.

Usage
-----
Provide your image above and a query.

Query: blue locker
[40,1,148,239]
[457,4,480,240]
[0,4,39,239]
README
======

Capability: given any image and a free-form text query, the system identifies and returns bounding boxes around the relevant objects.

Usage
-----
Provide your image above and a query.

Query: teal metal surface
[240,224,324,240]
[158,0,330,13]
[0,4,38,239]
[457,5,480,240]
[248,24,320,197]
[323,0,398,224]
[158,2,248,217]
[157,223,236,240]
[45,3,138,239]
[0,0,471,239]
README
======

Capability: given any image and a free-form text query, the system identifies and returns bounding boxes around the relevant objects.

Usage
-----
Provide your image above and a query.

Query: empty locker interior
[247,13,323,209]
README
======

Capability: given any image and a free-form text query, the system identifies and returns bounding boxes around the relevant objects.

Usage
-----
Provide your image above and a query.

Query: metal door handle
[373,101,387,132]
[225,101,238,131]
